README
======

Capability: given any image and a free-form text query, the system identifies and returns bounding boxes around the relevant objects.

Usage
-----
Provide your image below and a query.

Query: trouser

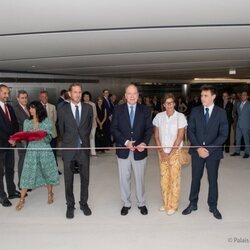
[189,155,220,208]
[235,126,249,154]
[223,122,232,152]
[117,151,147,207]
[0,150,16,198]
[50,138,58,166]
[63,150,90,208]
[159,151,181,210]
[90,126,96,155]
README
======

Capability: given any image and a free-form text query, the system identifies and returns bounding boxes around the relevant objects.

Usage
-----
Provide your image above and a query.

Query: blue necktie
[240,102,244,111]
[130,106,135,127]
[205,108,209,125]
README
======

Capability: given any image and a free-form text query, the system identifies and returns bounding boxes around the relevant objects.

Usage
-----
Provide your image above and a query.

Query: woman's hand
[8,139,16,146]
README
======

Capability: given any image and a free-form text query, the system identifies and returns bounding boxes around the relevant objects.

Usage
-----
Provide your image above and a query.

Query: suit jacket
[58,102,93,161]
[0,103,19,148]
[236,101,250,129]
[111,103,153,160]
[13,103,30,132]
[188,105,228,160]
[103,97,113,116]
[46,103,57,138]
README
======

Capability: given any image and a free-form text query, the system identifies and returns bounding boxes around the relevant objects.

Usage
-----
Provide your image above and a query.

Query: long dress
[20,118,59,189]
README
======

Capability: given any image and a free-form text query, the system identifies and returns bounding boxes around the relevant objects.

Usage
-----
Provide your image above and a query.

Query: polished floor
[0,144,250,250]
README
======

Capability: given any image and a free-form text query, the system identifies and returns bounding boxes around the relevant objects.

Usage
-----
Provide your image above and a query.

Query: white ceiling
[0,0,250,81]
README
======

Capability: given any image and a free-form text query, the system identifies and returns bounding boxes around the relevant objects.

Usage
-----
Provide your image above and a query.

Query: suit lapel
[207,105,217,127]
[79,102,86,127]
[133,104,140,129]
[66,103,78,128]
[123,104,131,127]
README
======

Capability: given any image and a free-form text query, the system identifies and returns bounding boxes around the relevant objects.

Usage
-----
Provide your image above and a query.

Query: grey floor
[0,144,250,250]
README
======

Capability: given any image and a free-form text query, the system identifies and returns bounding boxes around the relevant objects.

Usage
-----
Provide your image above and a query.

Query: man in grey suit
[231,91,250,158]
[13,90,30,189]
[58,83,93,219]
[111,84,153,216]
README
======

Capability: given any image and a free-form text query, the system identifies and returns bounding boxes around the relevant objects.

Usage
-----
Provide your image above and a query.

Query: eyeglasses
[165,102,174,106]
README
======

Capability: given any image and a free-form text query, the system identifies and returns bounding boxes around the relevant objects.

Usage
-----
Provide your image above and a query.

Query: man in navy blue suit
[182,85,228,219]
[111,84,153,216]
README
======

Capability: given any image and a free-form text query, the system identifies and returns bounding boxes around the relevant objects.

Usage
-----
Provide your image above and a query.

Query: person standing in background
[0,84,20,207]
[13,90,30,189]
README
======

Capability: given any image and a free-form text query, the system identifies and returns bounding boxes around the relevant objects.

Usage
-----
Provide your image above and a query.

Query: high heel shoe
[16,198,25,211]
[48,192,54,204]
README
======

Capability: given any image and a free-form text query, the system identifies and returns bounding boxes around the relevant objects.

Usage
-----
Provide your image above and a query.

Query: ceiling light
[229,69,236,75]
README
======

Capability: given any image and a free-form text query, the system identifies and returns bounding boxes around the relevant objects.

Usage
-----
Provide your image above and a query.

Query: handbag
[177,117,191,166]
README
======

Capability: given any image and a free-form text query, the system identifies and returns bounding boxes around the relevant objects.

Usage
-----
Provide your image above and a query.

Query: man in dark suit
[111,84,153,216]
[58,83,93,219]
[182,85,228,219]
[13,90,30,189]
[0,84,20,207]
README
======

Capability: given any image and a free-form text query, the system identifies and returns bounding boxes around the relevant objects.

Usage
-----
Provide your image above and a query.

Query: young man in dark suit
[111,84,153,216]
[182,85,228,219]
[0,84,20,207]
[58,83,93,219]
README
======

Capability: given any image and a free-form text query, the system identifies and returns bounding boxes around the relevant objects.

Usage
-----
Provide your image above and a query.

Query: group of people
[0,82,239,220]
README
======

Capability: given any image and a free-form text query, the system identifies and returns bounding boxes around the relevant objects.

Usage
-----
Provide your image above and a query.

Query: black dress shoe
[58,170,62,175]
[0,197,12,207]
[230,152,240,156]
[80,204,92,216]
[209,207,222,220]
[138,206,148,215]
[121,206,131,216]
[8,191,21,199]
[243,154,249,159]
[182,204,197,215]
[66,207,75,219]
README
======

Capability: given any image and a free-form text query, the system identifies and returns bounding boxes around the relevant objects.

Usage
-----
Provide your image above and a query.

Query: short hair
[162,93,176,104]
[28,101,47,122]
[125,84,138,93]
[17,90,28,97]
[39,90,48,96]
[82,91,92,101]
[0,84,9,91]
[60,89,67,96]
[68,83,82,92]
[200,85,217,95]
[103,89,109,93]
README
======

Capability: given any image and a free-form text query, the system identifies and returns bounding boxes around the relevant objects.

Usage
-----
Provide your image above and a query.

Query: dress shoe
[80,204,92,216]
[166,209,176,215]
[209,207,222,220]
[0,197,12,207]
[66,207,75,219]
[243,154,249,159]
[121,206,131,215]
[230,152,240,156]
[58,170,62,175]
[182,204,197,215]
[8,191,21,199]
[138,206,148,215]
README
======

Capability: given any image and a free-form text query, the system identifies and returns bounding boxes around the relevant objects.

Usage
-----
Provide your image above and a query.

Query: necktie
[43,104,48,115]
[24,106,30,117]
[130,106,135,127]
[75,105,81,147]
[240,102,244,111]
[4,104,11,122]
[205,108,209,125]
[75,105,80,126]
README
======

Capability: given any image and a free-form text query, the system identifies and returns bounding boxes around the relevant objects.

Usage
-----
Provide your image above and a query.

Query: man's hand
[197,147,209,158]
[136,143,146,152]
[126,140,136,151]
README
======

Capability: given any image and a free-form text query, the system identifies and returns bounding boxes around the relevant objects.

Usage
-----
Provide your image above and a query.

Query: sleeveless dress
[20,118,59,189]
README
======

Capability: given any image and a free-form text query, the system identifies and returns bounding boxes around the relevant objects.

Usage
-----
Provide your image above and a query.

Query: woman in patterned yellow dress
[16,101,59,210]
[153,93,187,215]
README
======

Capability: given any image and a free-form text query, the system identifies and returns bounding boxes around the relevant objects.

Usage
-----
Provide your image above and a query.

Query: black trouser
[223,122,232,152]
[189,154,220,208]
[63,150,90,208]
[50,137,58,166]
[0,150,16,198]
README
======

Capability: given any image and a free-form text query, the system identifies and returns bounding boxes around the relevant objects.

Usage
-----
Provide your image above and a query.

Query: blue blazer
[188,105,228,160]
[111,103,153,160]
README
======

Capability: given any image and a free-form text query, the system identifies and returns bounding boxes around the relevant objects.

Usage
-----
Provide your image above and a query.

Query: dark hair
[82,91,92,101]
[39,90,48,96]
[28,101,47,122]
[0,84,8,90]
[60,89,67,96]
[17,90,28,97]
[200,85,217,95]
[103,89,109,93]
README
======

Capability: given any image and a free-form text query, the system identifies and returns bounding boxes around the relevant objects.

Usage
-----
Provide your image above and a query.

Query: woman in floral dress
[16,101,59,210]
